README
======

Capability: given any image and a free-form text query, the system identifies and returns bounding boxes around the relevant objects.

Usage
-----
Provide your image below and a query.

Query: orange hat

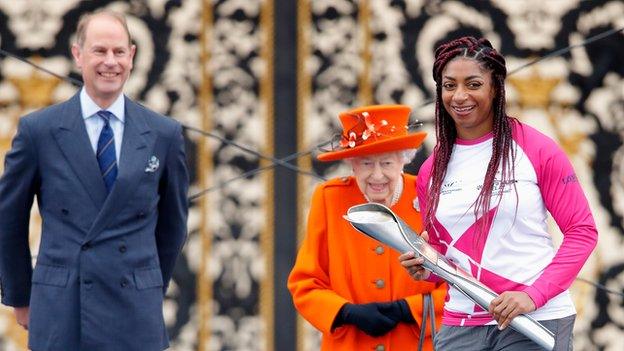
[317,104,427,162]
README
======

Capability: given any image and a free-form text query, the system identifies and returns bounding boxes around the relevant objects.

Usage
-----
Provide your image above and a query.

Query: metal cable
[0,15,621,300]
[0,47,83,87]
[2,25,622,195]
[183,125,325,182]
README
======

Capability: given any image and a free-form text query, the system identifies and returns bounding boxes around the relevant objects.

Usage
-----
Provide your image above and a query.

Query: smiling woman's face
[351,151,404,206]
[441,57,496,140]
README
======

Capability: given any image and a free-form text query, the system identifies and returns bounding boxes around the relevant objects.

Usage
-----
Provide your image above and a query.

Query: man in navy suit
[0,10,188,350]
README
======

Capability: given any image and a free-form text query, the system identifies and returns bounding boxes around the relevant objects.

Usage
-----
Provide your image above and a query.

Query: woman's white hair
[345,148,419,166]
[400,149,418,164]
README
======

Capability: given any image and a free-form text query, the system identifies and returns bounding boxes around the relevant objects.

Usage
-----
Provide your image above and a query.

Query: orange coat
[288,175,447,351]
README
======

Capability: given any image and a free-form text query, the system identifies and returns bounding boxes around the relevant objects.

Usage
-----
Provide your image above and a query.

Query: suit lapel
[85,98,154,242]
[52,93,108,208]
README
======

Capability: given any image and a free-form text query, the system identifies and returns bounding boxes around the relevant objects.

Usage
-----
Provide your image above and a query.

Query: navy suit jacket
[0,93,189,351]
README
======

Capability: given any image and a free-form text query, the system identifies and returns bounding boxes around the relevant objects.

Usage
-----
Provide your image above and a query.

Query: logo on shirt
[476,179,517,195]
[441,180,462,195]
[562,174,578,184]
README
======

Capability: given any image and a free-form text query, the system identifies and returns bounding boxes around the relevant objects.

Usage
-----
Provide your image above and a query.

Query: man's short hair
[75,10,132,47]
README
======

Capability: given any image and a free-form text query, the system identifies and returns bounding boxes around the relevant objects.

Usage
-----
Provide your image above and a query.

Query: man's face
[71,15,135,108]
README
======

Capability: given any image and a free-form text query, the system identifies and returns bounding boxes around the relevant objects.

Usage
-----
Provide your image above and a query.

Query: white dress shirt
[80,88,125,164]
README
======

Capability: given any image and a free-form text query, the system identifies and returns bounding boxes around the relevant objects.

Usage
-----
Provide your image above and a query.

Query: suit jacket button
[374,279,385,289]
[375,246,384,255]
[81,243,91,251]
[119,245,127,253]
[137,211,146,218]
[120,279,128,288]
[61,209,69,215]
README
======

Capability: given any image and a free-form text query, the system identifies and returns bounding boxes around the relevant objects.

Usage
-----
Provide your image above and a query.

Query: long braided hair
[425,36,516,240]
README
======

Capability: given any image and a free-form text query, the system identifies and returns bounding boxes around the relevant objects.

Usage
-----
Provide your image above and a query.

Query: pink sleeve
[514,123,598,308]
[416,156,433,233]
[417,156,444,284]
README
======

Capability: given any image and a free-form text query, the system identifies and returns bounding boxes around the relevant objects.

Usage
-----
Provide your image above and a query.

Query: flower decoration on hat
[317,104,427,162]
[339,111,396,149]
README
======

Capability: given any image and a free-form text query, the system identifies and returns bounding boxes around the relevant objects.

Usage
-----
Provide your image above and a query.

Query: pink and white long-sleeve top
[417,120,597,326]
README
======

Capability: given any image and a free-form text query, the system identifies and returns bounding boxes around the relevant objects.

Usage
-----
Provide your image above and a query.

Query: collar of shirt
[79,88,126,123]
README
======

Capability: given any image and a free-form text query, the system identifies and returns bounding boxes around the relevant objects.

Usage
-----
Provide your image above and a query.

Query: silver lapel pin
[145,156,160,173]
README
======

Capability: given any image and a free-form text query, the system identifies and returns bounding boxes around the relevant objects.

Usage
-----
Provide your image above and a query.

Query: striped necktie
[96,110,118,193]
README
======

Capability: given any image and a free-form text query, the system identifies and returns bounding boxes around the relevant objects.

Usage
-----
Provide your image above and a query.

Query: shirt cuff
[522,286,547,309]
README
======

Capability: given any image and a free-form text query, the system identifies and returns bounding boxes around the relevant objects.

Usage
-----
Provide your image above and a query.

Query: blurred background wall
[0,0,622,350]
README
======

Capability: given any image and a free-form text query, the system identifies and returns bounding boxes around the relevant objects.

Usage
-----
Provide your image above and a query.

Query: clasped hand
[488,291,536,329]
[335,300,414,337]
[398,231,431,281]
[14,306,29,330]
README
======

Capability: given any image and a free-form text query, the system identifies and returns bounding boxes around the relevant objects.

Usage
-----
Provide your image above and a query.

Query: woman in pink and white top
[399,36,598,350]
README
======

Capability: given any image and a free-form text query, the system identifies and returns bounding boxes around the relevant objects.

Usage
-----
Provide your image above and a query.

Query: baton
[344,203,555,351]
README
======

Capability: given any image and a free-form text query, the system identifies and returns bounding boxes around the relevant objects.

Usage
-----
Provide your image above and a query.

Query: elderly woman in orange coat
[288,105,447,351]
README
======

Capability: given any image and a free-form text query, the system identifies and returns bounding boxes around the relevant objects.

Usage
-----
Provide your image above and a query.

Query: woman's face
[351,152,404,206]
[441,58,496,140]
